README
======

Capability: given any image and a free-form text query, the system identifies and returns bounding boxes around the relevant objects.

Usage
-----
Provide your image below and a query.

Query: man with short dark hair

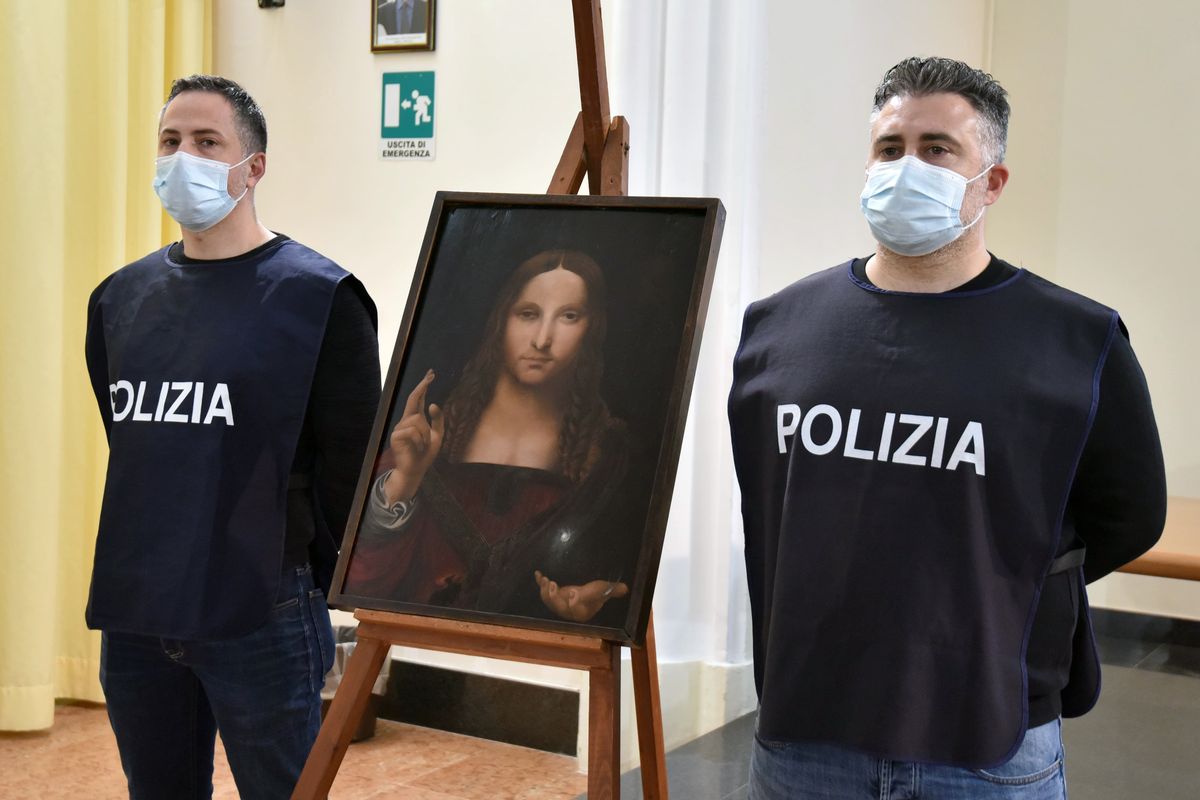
[86,74,380,798]
[729,56,1166,798]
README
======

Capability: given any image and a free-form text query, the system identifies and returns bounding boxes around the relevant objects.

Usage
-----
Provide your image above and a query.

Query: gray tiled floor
[582,642,1200,798]
[1133,642,1200,677]
[575,711,754,800]
[1061,663,1200,800]
[1093,633,1161,667]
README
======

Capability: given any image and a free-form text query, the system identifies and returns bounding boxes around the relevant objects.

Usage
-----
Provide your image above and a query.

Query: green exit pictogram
[381,71,434,138]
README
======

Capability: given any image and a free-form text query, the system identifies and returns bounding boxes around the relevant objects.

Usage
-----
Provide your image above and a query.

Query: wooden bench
[1116,496,1200,582]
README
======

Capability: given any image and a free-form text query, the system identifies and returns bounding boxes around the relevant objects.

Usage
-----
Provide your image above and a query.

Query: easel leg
[600,117,630,197]
[632,612,668,799]
[548,113,587,195]
[291,636,389,800]
[588,642,622,800]
[569,0,611,193]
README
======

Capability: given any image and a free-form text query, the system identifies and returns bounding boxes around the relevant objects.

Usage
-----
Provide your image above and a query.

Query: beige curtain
[0,0,211,731]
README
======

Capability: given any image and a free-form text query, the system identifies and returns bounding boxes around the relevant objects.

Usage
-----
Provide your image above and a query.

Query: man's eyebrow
[872,132,962,146]
[158,127,224,137]
[918,132,961,145]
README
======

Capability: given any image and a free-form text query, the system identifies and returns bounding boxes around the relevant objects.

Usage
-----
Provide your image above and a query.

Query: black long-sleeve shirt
[852,254,1167,724]
[168,235,382,568]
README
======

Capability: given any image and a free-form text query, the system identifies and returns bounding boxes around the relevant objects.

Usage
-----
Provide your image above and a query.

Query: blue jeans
[100,565,336,800]
[750,719,1066,799]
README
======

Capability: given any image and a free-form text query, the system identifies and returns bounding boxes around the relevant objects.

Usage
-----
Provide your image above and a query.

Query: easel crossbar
[355,609,615,670]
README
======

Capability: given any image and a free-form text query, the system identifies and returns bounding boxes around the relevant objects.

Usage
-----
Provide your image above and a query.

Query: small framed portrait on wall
[330,192,725,645]
[373,0,435,52]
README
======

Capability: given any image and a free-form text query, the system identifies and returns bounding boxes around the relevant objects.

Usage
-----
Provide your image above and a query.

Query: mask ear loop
[965,163,995,184]
[228,152,257,205]
[961,207,986,231]
[960,163,996,230]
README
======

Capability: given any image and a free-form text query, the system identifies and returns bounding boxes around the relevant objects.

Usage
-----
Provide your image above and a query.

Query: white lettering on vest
[930,416,949,469]
[892,414,932,467]
[153,381,168,422]
[203,383,235,426]
[192,381,204,423]
[776,403,985,476]
[777,404,801,454]
[876,412,895,462]
[843,408,874,460]
[132,382,153,421]
[800,404,842,455]
[164,382,192,423]
[106,381,234,427]
[945,421,986,476]
[109,380,135,421]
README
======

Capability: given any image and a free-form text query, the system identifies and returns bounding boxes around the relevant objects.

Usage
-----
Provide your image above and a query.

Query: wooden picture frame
[372,0,436,52]
[330,191,725,645]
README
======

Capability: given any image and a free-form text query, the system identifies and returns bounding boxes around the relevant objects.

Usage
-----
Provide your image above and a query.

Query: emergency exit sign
[380,71,435,160]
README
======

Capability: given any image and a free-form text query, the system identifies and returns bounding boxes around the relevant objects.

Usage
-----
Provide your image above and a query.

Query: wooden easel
[291,2,666,798]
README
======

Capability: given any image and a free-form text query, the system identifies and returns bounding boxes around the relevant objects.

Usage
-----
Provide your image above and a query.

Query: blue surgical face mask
[153,151,254,232]
[860,156,993,257]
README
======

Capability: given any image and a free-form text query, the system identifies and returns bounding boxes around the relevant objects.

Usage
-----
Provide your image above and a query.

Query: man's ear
[245,152,267,188]
[984,163,1010,204]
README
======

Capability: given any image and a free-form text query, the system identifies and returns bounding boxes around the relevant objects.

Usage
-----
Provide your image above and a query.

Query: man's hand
[534,570,629,622]
[382,370,444,505]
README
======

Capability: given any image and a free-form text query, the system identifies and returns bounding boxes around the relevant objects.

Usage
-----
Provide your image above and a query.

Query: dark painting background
[343,199,712,640]
[396,204,705,443]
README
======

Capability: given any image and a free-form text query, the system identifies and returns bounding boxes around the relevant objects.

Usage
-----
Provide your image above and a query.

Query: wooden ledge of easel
[294,609,633,800]
[354,608,618,670]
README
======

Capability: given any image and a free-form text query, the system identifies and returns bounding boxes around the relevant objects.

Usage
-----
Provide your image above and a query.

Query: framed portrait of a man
[372,0,435,52]
[330,192,725,644]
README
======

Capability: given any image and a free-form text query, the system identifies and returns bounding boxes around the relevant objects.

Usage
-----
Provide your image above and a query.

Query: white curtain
[605,0,769,731]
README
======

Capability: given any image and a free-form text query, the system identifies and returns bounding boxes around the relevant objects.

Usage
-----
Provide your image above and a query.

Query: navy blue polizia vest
[728,262,1118,768]
[86,240,348,640]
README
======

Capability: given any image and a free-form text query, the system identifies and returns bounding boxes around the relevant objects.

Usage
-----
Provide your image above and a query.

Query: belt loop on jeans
[292,563,315,593]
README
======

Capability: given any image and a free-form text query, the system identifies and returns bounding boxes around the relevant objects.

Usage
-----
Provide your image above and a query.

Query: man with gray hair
[729,56,1165,798]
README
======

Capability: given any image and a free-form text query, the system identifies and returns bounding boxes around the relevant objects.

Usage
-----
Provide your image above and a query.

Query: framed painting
[330,192,725,644]
[372,0,435,52]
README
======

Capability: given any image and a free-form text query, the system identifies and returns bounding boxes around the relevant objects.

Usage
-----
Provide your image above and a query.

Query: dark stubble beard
[934,176,990,262]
